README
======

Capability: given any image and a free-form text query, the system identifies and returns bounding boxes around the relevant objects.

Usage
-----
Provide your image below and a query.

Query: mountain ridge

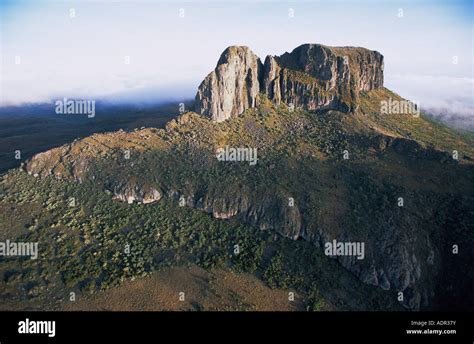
[6,44,474,311]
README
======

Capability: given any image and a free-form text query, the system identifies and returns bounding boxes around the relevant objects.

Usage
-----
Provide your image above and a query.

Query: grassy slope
[358,88,474,159]
[0,103,181,174]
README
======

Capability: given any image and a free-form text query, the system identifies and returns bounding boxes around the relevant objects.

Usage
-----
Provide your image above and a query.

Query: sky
[0,0,473,124]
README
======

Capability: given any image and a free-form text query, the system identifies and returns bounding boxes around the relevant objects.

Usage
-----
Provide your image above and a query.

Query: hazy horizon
[1,0,473,126]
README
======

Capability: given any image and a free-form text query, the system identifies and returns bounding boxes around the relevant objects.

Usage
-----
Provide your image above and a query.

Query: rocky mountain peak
[195,43,384,121]
[195,46,263,122]
[276,44,339,80]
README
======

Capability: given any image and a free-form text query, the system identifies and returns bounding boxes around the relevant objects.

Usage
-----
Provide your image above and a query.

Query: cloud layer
[1,0,472,130]
[386,74,474,129]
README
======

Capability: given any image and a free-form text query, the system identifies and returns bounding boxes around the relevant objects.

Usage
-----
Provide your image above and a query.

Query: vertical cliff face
[263,55,282,105]
[331,46,384,91]
[269,44,353,112]
[195,43,384,121]
[195,46,263,122]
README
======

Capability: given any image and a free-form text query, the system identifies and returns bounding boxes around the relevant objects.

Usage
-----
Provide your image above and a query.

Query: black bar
[0,311,471,343]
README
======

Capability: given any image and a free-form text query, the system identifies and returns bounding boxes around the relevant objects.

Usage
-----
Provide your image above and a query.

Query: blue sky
[0,0,473,123]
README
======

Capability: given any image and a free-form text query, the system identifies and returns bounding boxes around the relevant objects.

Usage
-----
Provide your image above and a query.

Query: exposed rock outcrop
[110,183,161,204]
[196,43,384,121]
[262,55,282,105]
[195,46,263,122]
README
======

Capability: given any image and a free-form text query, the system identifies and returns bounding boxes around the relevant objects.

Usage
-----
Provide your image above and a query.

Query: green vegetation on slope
[0,170,402,311]
[3,88,473,311]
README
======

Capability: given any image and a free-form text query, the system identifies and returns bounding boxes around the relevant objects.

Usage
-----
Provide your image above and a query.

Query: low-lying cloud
[385,74,474,130]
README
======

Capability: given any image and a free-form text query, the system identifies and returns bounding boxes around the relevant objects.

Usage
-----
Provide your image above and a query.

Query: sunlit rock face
[195,46,263,122]
[196,43,384,121]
